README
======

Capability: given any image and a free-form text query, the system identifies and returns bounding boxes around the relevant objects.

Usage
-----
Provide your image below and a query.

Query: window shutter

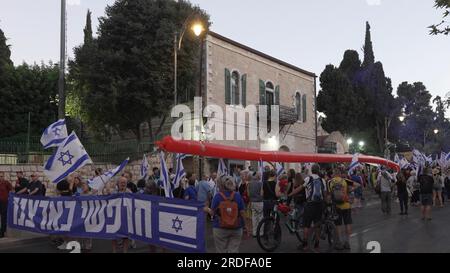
[275,85,280,105]
[259,79,266,105]
[302,94,307,122]
[225,68,231,105]
[241,74,247,107]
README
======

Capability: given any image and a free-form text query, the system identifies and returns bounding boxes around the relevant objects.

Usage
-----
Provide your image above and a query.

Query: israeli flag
[40,119,68,149]
[173,154,187,189]
[276,162,285,178]
[217,158,228,177]
[399,158,410,170]
[44,131,92,183]
[159,151,174,198]
[140,154,149,180]
[348,154,361,176]
[258,160,263,182]
[88,158,129,191]
[158,202,201,251]
[394,153,400,164]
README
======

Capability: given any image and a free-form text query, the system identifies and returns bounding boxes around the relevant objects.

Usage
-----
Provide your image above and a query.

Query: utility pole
[58,0,66,119]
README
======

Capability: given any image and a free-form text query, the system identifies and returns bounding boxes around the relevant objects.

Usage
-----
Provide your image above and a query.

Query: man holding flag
[88,158,130,194]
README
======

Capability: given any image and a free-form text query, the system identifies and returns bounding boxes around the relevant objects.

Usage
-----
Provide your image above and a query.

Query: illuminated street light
[191,22,205,36]
[434,129,439,134]
[347,138,353,145]
[358,141,365,147]
[399,116,405,122]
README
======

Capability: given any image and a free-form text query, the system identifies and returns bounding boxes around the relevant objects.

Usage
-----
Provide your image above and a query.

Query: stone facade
[200,32,317,172]
[0,154,173,197]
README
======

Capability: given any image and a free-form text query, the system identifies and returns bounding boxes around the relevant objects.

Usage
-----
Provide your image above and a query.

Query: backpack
[308,176,324,203]
[331,178,347,204]
[217,192,240,229]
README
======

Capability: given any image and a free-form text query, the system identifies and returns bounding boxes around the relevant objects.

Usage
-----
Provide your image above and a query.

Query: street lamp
[174,16,205,105]
[399,115,405,122]
[434,129,439,134]
[358,141,365,147]
[347,138,353,145]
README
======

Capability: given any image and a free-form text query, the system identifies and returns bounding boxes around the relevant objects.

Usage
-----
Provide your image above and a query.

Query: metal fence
[0,140,155,165]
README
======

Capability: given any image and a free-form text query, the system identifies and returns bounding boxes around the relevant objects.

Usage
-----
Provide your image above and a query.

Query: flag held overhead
[40,119,68,149]
[44,131,92,183]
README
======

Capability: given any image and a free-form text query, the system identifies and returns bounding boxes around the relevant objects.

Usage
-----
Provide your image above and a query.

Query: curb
[0,235,49,250]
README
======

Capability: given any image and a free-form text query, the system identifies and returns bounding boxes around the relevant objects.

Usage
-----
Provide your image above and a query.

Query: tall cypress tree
[362,21,375,67]
[84,9,93,45]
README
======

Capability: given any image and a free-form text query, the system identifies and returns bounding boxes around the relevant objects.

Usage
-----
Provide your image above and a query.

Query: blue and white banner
[44,132,92,184]
[348,154,361,175]
[88,158,129,191]
[159,151,173,198]
[258,160,263,182]
[140,154,149,180]
[7,193,205,253]
[40,119,68,149]
[217,158,228,177]
[172,154,187,189]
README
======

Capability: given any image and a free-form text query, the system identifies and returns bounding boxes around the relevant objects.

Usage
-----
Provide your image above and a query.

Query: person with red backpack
[206,175,247,253]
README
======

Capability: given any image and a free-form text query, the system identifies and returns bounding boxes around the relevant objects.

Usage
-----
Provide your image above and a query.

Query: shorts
[334,208,352,226]
[421,194,433,206]
[303,202,323,228]
[433,186,442,192]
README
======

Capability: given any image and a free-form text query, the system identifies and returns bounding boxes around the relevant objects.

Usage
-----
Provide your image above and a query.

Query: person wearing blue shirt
[205,175,247,253]
[184,178,197,200]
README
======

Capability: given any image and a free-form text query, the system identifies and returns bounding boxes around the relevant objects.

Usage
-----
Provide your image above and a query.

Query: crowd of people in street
[0,160,449,253]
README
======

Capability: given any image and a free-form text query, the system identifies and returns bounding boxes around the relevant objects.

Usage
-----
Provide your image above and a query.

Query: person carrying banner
[0,172,13,238]
[111,176,132,253]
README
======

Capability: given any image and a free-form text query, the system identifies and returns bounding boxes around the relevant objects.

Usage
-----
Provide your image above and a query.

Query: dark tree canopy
[429,0,450,35]
[362,22,375,67]
[69,0,210,141]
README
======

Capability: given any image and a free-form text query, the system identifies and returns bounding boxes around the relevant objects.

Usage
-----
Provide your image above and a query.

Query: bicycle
[256,199,305,252]
[311,203,338,248]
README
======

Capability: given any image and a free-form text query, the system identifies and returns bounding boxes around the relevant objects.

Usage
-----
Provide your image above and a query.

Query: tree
[0,28,13,88]
[69,0,210,142]
[0,62,59,139]
[84,9,93,45]
[362,22,375,67]
[429,0,450,35]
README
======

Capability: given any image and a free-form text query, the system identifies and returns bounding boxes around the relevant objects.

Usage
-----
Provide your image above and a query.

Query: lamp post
[173,16,204,105]
[423,128,439,148]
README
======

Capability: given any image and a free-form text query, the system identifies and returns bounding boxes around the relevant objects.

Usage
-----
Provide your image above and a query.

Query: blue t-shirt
[184,186,197,200]
[196,180,212,202]
[211,191,245,229]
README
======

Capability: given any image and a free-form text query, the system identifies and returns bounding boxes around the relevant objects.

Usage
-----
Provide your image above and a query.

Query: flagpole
[58,0,66,119]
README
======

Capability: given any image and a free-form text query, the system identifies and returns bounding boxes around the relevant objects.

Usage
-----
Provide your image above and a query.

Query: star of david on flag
[40,119,68,149]
[88,158,129,191]
[44,131,92,183]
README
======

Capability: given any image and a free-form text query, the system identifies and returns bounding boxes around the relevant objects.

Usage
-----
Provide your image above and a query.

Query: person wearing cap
[205,175,247,253]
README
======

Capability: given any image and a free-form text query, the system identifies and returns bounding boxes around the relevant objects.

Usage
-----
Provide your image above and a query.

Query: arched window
[295,93,301,121]
[231,71,240,105]
[302,94,307,122]
[265,82,274,106]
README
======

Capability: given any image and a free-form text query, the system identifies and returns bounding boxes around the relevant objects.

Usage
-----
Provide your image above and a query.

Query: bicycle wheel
[326,221,336,247]
[256,217,282,252]
[292,220,305,244]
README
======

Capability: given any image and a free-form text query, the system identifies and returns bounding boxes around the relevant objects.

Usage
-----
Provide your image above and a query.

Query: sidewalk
[0,228,48,249]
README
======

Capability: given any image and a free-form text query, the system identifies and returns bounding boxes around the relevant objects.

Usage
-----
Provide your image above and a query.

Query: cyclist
[300,164,327,252]
[328,168,360,250]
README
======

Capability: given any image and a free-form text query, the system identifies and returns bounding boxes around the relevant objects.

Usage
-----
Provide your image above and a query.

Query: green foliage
[362,22,375,67]
[429,0,450,35]
[69,0,210,141]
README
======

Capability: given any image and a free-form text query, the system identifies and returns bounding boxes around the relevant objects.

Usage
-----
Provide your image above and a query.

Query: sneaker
[343,241,351,250]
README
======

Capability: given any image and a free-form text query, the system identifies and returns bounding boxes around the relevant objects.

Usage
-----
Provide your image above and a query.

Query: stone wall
[0,154,173,197]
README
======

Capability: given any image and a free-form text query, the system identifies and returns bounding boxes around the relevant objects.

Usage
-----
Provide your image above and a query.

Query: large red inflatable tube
[156,136,400,172]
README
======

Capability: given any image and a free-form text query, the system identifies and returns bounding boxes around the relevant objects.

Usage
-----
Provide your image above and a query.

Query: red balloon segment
[156,136,400,172]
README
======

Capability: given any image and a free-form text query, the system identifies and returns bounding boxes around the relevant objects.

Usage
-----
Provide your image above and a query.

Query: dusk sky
[0,0,449,101]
